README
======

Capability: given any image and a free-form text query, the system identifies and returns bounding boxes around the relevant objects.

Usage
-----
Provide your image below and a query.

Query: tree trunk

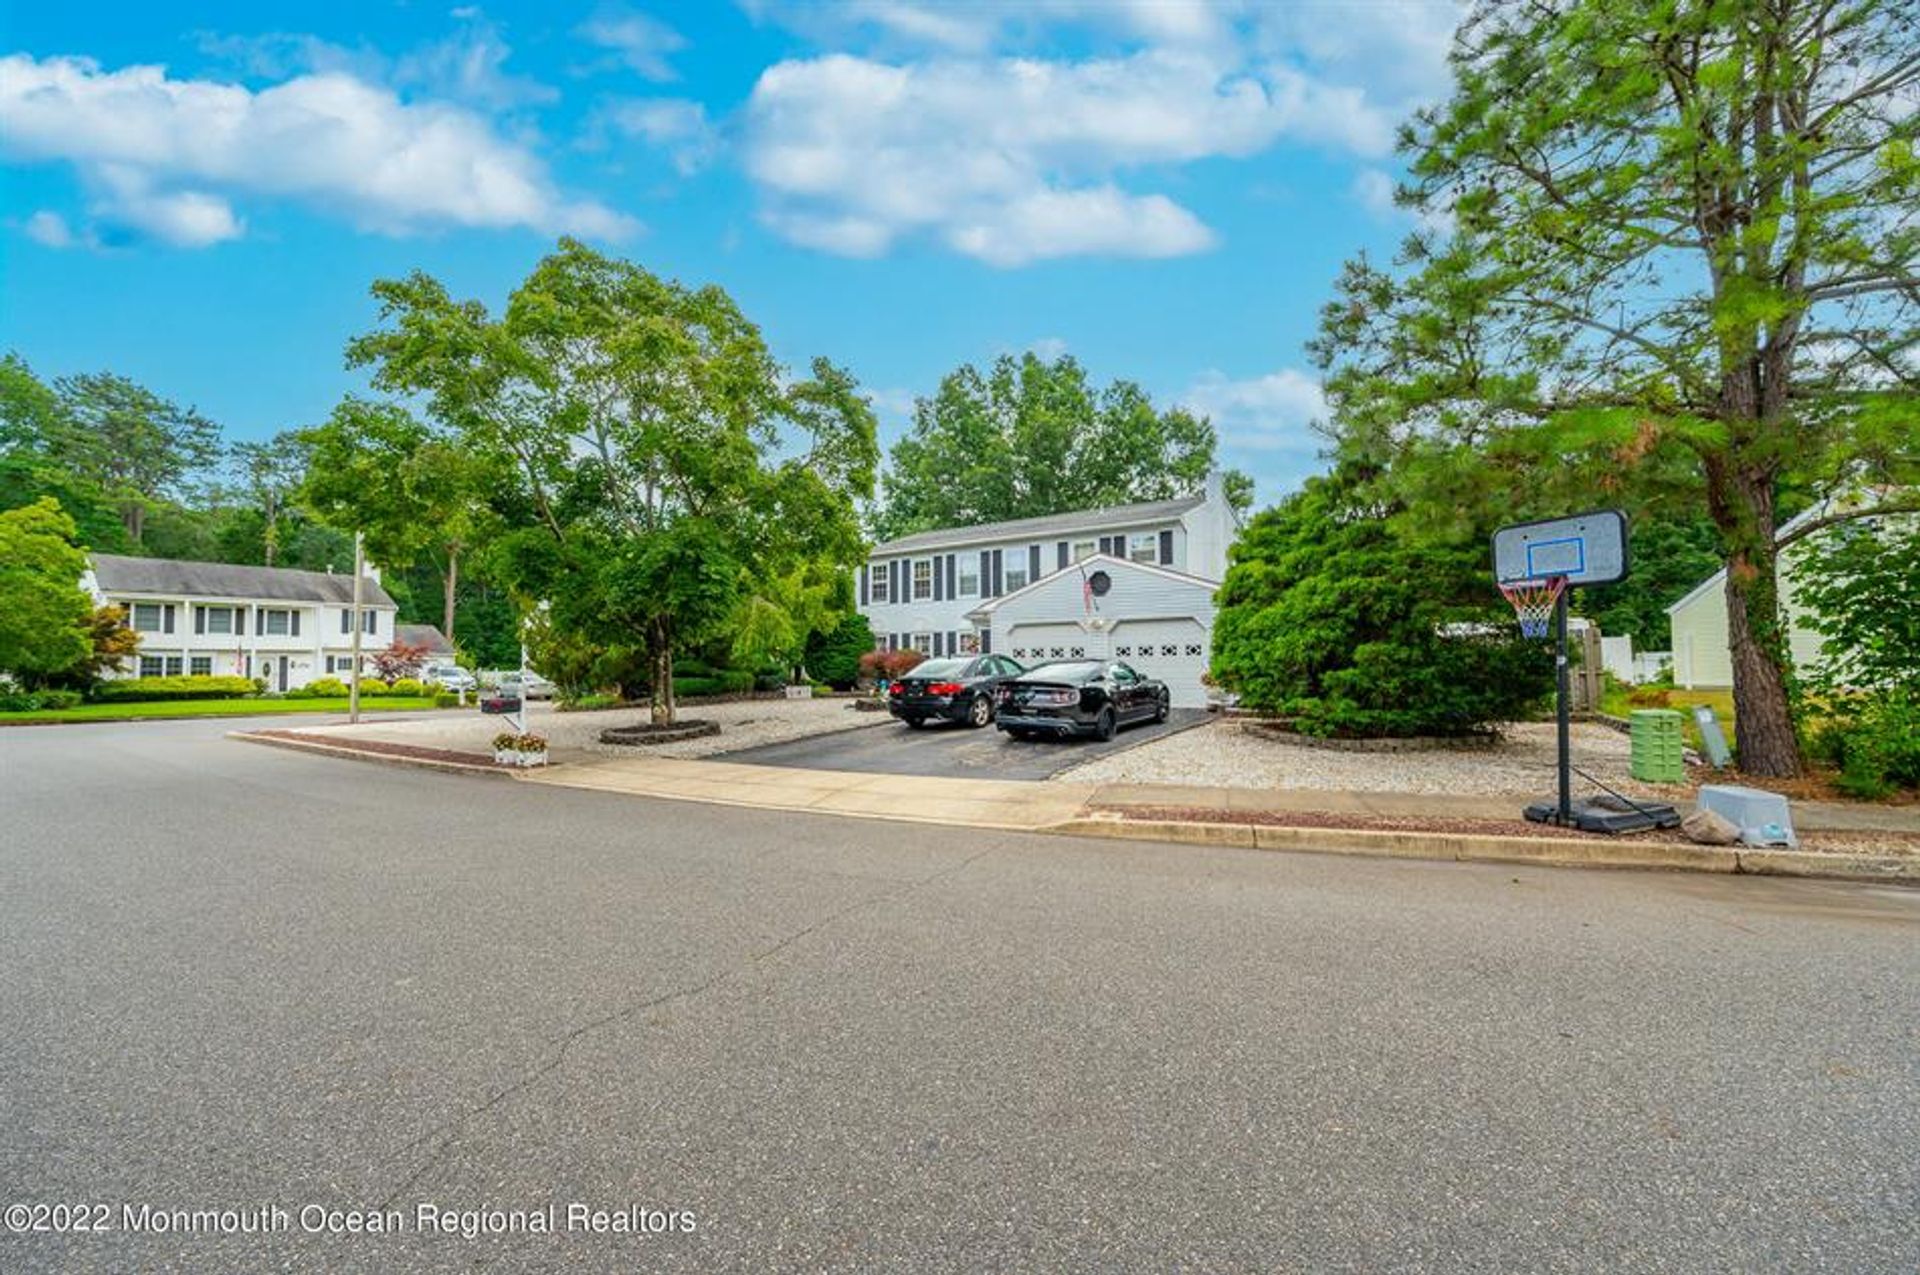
[263,494,278,566]
[442,546,459,643]
[649,619,676,727]
[122,500,144,545]
[1705,458,1802,777]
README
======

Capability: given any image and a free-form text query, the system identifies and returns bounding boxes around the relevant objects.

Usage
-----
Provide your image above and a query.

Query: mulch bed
[249,730,497,768]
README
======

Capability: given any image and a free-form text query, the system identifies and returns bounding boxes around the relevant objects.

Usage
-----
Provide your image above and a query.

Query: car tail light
[1034,689,1077,706]
[888,683,904,695]
[927,682,963,695]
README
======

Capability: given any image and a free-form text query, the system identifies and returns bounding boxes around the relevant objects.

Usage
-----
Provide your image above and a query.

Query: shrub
[672,676,722,698]
[753,665,788,692]
[1807,691,1920,800]
[433,691,460,708]
[94,675,257,703]
[356,678,389,698]
[812,683,836,698]
[284,685,317,700]
[557,692,622,712]
[306,677,349,697]
[858,648,926,684]
[388,677,425,697]
[1209,466,1553,737]
[808,614,877,689]
[0,689,83,711]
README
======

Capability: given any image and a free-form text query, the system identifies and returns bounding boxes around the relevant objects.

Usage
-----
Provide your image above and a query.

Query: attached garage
[970,556,1221,708]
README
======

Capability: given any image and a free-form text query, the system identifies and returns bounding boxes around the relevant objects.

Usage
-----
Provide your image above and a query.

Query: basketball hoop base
[1523,794,1682,835]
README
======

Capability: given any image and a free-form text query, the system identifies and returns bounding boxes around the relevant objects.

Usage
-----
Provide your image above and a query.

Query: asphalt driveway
[717,706,1211,778]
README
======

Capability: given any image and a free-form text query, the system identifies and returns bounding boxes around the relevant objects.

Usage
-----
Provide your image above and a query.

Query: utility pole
[349,532,365,725]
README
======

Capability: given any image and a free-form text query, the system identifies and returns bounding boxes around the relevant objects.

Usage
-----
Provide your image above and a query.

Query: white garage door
[1111,618,1210,708]
[1004,623,1102,668]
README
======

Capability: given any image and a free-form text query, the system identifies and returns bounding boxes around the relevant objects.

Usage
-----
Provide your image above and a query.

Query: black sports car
[888,655,1027,728]
[994,659,1170,741]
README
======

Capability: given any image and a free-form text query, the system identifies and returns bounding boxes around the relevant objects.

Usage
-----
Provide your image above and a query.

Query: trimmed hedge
[388,677,425,697]
[95,675,257,703]
[673,669,754,699]
[0,689,84,712]
[307,677,349,697]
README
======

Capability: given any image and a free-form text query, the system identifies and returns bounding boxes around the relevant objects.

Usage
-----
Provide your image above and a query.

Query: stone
[1682,807,1741,846]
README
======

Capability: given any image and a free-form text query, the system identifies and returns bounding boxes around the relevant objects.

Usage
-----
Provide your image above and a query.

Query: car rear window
[1023,660,1102,681]
[910,659,968,678]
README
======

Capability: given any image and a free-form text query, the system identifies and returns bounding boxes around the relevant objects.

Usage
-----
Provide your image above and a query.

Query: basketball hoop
[1499,576,1567,639]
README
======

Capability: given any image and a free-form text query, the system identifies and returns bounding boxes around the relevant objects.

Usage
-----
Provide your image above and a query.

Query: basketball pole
[1554,581,1571,825]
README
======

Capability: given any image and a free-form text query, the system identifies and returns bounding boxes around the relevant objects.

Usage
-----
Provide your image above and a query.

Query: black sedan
[889,655,1027,728]
[994,659,1170,741]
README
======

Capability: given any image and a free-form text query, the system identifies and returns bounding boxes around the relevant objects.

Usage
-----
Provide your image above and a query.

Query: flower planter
[492,731,549,767]
[493,748,549,768]
[783,684,812,700]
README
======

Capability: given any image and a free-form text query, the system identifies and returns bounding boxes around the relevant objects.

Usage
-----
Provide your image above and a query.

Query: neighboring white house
[85,554,398,692]
[1665,497,1914,690]
[858,472,1240,706]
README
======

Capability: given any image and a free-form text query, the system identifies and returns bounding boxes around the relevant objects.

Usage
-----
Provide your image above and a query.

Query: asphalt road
[2,717,1917,1274]
[719,707,1211,778]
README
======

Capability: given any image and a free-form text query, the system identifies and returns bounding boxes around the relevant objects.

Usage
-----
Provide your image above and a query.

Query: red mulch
[249,730,498,769]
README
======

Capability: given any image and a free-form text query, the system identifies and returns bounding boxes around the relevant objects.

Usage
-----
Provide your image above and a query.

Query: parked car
[497,672,555,700]
[422,663,477,693]
[994,660,1170,741]
[888,655,1026,728]
[479,688,521,714]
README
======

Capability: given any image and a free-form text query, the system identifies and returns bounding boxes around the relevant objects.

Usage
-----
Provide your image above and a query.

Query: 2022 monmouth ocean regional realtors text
[5,1201,698,1239]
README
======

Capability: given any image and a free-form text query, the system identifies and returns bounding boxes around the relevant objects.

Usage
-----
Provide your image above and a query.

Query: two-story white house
[85,554,399,692]
[858,471,1241,706]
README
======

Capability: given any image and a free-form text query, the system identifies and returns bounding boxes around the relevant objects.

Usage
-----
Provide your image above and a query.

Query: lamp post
[349,532,364,725]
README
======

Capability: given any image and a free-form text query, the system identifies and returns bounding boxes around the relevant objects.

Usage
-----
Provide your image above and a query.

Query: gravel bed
[291,698,888,760]
[1057,718,1694,799]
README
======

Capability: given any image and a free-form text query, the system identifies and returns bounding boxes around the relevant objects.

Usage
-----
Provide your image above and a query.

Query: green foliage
[1578,516,1724,651]
[434,691,461,708]
[1210,467,1553,737]
[806,611,876,690]
[873,352,1249,541]
[388,677,425,697]
[0,689,83,712]
[1806,692,1920,799]
[1309,0,1920,775]
[555,691,623,712]
[306,676,349,697]
[356,678,389,697]
[672,669,754,699]
[1796,517,1920,693]
[0,498,94,686]
[94,675,256,702]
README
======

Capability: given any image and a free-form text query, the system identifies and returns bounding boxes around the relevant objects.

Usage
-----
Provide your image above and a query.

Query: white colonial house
[859,472,1240,707]
[85,554,399,692]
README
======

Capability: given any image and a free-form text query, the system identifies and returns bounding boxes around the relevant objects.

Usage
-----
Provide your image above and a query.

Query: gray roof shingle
[90,554,397,608]
[870,494,1205,555]
[397,623,455,653]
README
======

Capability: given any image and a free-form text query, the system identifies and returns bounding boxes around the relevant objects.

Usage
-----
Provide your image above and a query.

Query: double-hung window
[1128,532,1160,565]
[1004,554,1029,592]
[957,558,979,597]
[912,559,933,601]
[263,609,291,636]
[131,603,165,632]
[870,564,890,604]
[203,606,233,635]
[1073,539,1097,562]
[909,631,933,653]
[189,656,212,676]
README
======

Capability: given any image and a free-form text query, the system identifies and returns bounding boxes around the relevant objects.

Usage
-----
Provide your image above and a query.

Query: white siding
[988,560,1219,707]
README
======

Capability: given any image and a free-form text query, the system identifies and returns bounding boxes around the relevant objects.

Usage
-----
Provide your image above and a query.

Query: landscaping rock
[600,720,722,747]
[1682,807,1742,846]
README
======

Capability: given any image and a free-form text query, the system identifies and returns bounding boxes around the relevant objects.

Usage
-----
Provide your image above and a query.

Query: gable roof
[397,623,454,653]
[871,494,1207,556]
[964,553,1220,619]
[89,554,397,608]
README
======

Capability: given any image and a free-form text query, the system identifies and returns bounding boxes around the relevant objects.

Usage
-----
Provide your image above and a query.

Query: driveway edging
[232,729,509,778]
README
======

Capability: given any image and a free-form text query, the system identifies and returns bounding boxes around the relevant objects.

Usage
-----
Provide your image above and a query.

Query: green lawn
[0,697,446,724]
[1600,683,1737,751]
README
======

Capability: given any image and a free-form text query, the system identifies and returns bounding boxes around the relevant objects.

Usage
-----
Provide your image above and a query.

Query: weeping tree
[347,239,877,726]
[1315,0,1919,774]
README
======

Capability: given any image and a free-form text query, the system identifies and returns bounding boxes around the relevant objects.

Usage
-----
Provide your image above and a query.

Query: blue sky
[1,1,1463,504]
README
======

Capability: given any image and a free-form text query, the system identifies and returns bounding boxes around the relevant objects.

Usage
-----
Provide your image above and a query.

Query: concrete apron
[517,755,1916,884]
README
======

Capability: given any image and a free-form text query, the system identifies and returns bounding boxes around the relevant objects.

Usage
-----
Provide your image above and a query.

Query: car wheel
[967,695,992,728]
[1094,707,1117,742]
[1154,692,1170,723]
[904,716,924,729]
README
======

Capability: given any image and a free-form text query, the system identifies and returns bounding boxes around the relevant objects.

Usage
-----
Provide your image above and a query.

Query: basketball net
[1499,576,1568,639]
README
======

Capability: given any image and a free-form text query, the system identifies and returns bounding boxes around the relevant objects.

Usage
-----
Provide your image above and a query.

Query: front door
[276,657,289,692]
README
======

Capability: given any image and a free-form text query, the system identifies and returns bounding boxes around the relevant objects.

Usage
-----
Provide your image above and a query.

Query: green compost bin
[1629,709,1686,784]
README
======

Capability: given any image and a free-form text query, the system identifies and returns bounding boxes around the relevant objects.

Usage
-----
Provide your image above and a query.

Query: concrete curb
[1049,816,1915,883]
[232,730,509,779]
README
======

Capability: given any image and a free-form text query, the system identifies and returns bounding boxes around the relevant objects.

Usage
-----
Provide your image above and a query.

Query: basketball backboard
[1492,509,1628,586]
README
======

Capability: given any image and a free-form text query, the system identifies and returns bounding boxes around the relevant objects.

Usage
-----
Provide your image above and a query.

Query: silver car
[423,664,477,692]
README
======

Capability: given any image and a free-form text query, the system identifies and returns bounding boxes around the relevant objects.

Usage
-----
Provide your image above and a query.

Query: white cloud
[395,13,558,109]
[1028,336,1069,360]
[1181,367,1327,451]
[23,209,76,247]
[0,53,635,247]
[577,5,685,81]
[599,97,718,174]
[946,186,1214,267]
[1352,167,1398,219]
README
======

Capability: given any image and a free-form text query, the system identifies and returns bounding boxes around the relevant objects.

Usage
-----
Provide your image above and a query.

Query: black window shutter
[946,553,956,597]
[292,611,301,637]
[256,608,265,635]
[981,628,992,654]
[1058,541,1069,569]
[948,630,958,655]
[934,632,945,656]
[194,607,205,635]
[341,608,350,634]
[860,565,869,607]
[991,549,1003,596]
[163,605,174,634]
[978,551,991,597]
[889,633,900,652]
[233,607,244,631]
[1029,544,1041,581]
[892,559,903,603]
[1159,529,1174,565]
[932,558,944,602]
